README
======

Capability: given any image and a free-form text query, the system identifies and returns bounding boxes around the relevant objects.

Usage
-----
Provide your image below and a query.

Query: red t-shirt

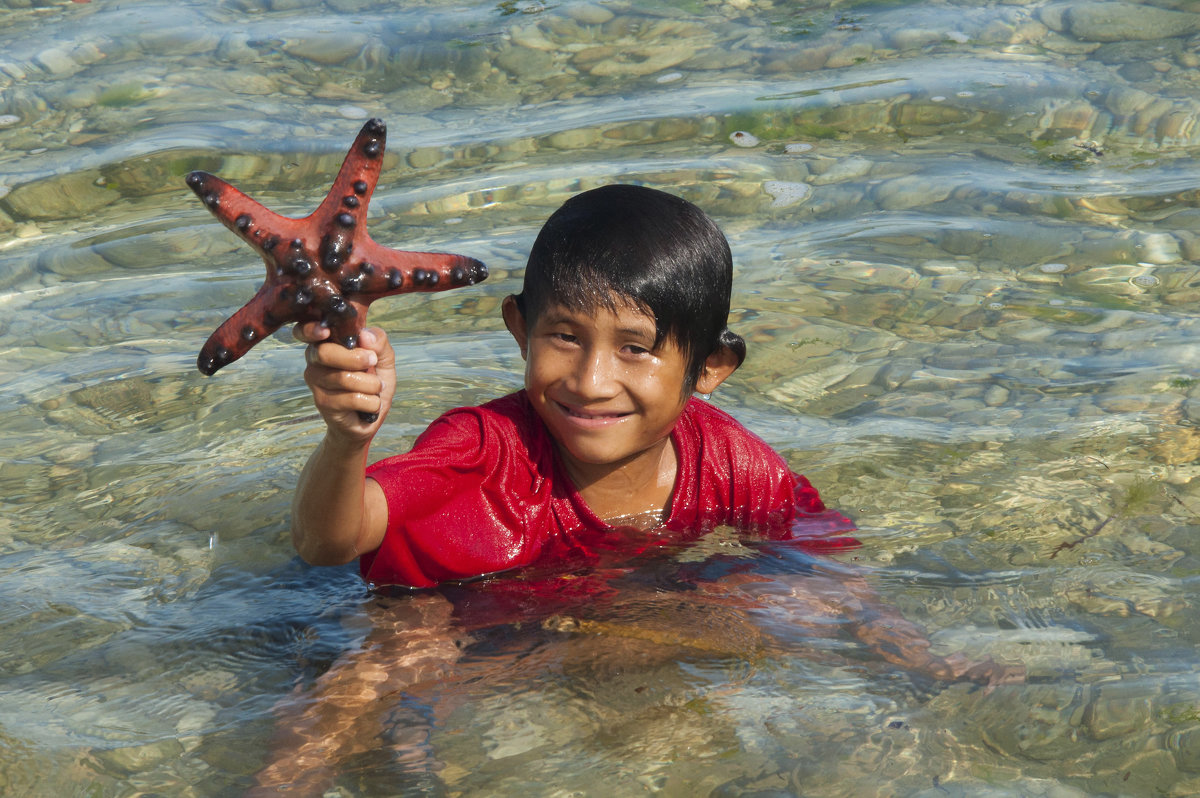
[362,391,856,587]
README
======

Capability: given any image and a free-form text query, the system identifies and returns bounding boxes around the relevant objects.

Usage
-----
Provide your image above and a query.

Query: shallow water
[4,0,1200,794]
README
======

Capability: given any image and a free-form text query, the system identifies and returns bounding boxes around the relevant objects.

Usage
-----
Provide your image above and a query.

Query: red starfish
[186,118,487,378]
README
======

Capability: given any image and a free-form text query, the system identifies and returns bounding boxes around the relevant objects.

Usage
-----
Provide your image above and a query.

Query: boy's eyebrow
[615,324,656,341]
[537,309,579,326]
[540,307,657,338]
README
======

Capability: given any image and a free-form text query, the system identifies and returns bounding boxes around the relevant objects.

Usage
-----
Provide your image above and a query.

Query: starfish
[186,118,488,379]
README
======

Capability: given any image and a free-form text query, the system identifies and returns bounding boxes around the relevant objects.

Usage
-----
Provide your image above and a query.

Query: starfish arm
[349,240,489,302]
[324,300,367,351]
[185,172,303,256]
[311,118,387,224]
[198,283,289,375]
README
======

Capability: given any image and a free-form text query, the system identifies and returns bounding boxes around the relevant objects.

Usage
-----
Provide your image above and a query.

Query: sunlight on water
[3,0,1200,795]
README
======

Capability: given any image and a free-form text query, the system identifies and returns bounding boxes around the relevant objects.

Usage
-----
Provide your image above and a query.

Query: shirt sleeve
[679,398,858,548]
[786,471,860,550]
[361,405,556,587]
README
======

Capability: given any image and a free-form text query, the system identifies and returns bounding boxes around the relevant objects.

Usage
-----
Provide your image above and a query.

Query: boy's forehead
[541,296,657,326]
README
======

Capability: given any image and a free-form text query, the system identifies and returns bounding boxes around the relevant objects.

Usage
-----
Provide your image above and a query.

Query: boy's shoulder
[678,397,779,452]
[680,395,743,426]
[414,390,542,450]
[373,391,551,487]
[431,390,532,429]
[674,397,798,490]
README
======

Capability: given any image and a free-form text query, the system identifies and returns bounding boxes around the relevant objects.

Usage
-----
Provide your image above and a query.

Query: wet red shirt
[362,391,856,587]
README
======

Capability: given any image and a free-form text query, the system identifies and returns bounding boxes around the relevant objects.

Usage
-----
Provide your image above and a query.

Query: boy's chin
[554,435,670,472]
[557,440,625,467]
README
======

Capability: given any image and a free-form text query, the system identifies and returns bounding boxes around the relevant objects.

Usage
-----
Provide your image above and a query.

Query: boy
[253,185,1019,795]
[290,184,857,588]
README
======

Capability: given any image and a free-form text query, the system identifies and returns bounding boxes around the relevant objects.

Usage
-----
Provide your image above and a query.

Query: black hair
[514,184,746,391]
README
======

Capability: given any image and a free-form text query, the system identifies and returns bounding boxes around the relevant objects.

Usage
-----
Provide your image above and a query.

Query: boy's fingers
[299,324,393,436]
[292,322,331,344]
[304,340,378,370]
[307,368,383,396]
[311,386,383,417]
[359,327,392,364]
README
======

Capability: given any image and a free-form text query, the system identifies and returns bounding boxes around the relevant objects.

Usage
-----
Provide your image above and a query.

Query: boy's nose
[567,350,619,397]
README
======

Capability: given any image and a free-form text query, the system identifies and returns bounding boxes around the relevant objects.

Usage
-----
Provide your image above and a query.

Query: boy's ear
[502,295,529,360]
[694,345,741,394]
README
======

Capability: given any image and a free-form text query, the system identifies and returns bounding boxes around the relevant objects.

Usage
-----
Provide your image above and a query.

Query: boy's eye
[551,332,577,344]
[624,345,650,356]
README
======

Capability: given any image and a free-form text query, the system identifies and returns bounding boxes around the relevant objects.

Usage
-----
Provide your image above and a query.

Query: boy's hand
[295,323,394,442]
[924,651,1027,691]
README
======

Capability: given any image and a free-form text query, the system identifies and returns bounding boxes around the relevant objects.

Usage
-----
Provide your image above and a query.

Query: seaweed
[1049,477,1161,559]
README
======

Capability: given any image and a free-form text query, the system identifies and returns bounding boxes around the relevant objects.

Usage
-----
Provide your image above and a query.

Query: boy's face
[509,299,693,475]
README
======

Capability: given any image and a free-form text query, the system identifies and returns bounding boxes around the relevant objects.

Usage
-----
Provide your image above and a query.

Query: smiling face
[506,186,746,518]
[514,299,691,476]
[502,294,741,521]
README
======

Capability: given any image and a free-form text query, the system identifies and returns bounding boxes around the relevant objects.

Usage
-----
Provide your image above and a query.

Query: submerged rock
[283,33,369,66]
[1082,683,1154,741]
[763,180,811,208]
[1063,2,1200,42]
[2,171,117,221]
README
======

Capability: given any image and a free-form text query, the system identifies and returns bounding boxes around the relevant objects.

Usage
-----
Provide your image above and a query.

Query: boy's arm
[753,565,1023,689]
[830,569,1025,688]
[291,324,392,565]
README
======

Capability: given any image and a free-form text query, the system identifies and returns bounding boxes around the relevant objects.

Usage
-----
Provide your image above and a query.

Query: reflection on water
[3,0,1200,795]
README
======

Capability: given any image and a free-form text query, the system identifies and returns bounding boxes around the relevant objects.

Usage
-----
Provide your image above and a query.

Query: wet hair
[514,184,746,390]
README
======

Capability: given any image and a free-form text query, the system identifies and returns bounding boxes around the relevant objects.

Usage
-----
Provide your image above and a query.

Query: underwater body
[3,0,1200,795]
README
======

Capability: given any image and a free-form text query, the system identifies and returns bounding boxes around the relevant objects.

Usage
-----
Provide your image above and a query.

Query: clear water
[4,0,1200,794]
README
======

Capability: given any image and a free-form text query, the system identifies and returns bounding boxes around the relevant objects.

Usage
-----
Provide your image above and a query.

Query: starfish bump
[186,117,487,377]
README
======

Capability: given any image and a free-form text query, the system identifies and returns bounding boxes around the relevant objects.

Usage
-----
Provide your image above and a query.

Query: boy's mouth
[556,402,631,424]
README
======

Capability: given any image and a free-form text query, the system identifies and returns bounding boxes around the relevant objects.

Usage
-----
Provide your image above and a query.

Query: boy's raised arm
[290,324,391,565]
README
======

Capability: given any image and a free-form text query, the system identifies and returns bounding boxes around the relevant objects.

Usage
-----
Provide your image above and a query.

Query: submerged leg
[246,593,466,796]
